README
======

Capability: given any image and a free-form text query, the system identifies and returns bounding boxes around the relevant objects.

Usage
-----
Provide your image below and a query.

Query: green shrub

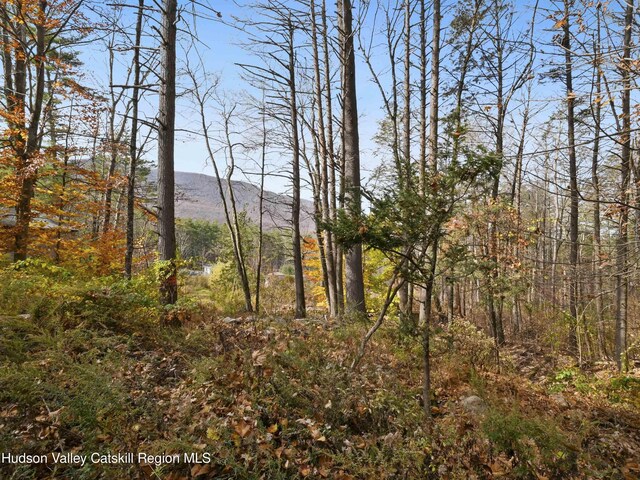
[482,407,576,477]
[607,375,640,407]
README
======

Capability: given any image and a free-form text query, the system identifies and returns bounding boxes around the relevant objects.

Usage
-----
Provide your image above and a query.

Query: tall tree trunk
[322,0,342,312]
[288,18,306,319]
[311,0,338,317]
[398,0,412,320]
[157,0,178,306]
[615,0,632,372]
[487,18,505,346]
[223,114,254,313]
[125,0,144,279]
[419,0,440,324]
[591,7,606,358]
[340,0,366,314]
[563,0,579,357]
[191,73,253,313]
[14,2,47,261]
[103,34,132,236]
[421,0,440,419]
[103,52,118,236]
[255,101,267,315]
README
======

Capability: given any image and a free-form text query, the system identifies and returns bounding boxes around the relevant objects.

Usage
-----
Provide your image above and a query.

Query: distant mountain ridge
[147,170,315,233]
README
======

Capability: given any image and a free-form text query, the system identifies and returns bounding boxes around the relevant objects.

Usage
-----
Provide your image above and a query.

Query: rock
[461,395,487,415]
[550,392,569,408]
[222,317,242,324]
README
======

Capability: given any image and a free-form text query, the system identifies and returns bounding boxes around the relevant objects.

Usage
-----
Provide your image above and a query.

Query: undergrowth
[0,265,638,479]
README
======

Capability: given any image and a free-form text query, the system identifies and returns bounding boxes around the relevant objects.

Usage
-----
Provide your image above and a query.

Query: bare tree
[125,0,145,279]
[589,2,606,357]
[310,0,339,317]
[340,0,366,314]
[614,0,633,371]
[237,0,306,318]
[157,0,178,305]
[561,0,580,356]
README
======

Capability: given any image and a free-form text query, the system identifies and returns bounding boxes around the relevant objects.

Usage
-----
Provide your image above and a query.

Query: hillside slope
[147,170,316,233]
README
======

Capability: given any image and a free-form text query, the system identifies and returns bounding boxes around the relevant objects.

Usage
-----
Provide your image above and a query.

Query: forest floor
[1,295,640,479]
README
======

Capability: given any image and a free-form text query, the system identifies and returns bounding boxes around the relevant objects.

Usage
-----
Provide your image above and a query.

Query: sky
[80,0,385,199]
[78,0,559,199]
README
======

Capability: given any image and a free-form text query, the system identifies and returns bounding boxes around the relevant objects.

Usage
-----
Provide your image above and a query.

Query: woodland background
[1,0,640,478]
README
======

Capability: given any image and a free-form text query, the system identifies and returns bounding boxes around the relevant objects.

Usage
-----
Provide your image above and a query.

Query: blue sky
[80,0,394,198]
[79,0,564,198]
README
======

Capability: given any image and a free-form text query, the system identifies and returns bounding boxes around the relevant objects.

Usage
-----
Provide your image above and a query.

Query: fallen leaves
[3,311,640,480]
[233,419,253,438]
[190,463,212,477]
[251,349,267,367]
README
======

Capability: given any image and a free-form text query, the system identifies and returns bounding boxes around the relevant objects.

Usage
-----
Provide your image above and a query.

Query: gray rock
[461,395,487,415]
[222,317,242,324]
[550,392,569,408]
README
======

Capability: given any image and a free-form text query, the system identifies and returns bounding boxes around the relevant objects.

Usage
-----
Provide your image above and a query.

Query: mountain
[146,170,316,233]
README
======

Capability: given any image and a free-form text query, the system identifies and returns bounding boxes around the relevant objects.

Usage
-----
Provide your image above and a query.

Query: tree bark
[615,0,632,371]
[157,0,178,305]
[13,1,47,261]
[419,0,440,326]
[421,0,440,420]
[288,18,306,319]
[563,0,580,357]
[125,0,145,279]
[398,0,412,320]
[311,0,338,317]
[340,0,366,314]
[591,6,606,358]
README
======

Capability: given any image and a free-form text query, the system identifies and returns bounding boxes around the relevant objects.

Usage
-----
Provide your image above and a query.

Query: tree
[1,0,86,261]
[188,71,254,312]
[237,0,307,318]
[125,0,146,279]
[478,0,535,346]
[309,0,339,318]
[614,0,633,371]
[157,0,178,305]
[340,0,366,314]
[561,0,580,356]
[176,219,222,265]
[422,0,441,418]
[589,4,605,356]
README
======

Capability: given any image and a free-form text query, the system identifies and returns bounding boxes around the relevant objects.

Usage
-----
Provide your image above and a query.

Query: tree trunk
[288,19,306,319]
[255,101,267,315]
[615,0,632,372]
[13,2,47,261]
[398,0,412,320]
[563,0,579,357]
[421,0,440,420]
[125,0,144,279]
[157,0,178,306]
[311,0,338,317]
[340,0,366,314]
[591,7,606,358]
[223,114,254,313]
[419,0,440,325]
